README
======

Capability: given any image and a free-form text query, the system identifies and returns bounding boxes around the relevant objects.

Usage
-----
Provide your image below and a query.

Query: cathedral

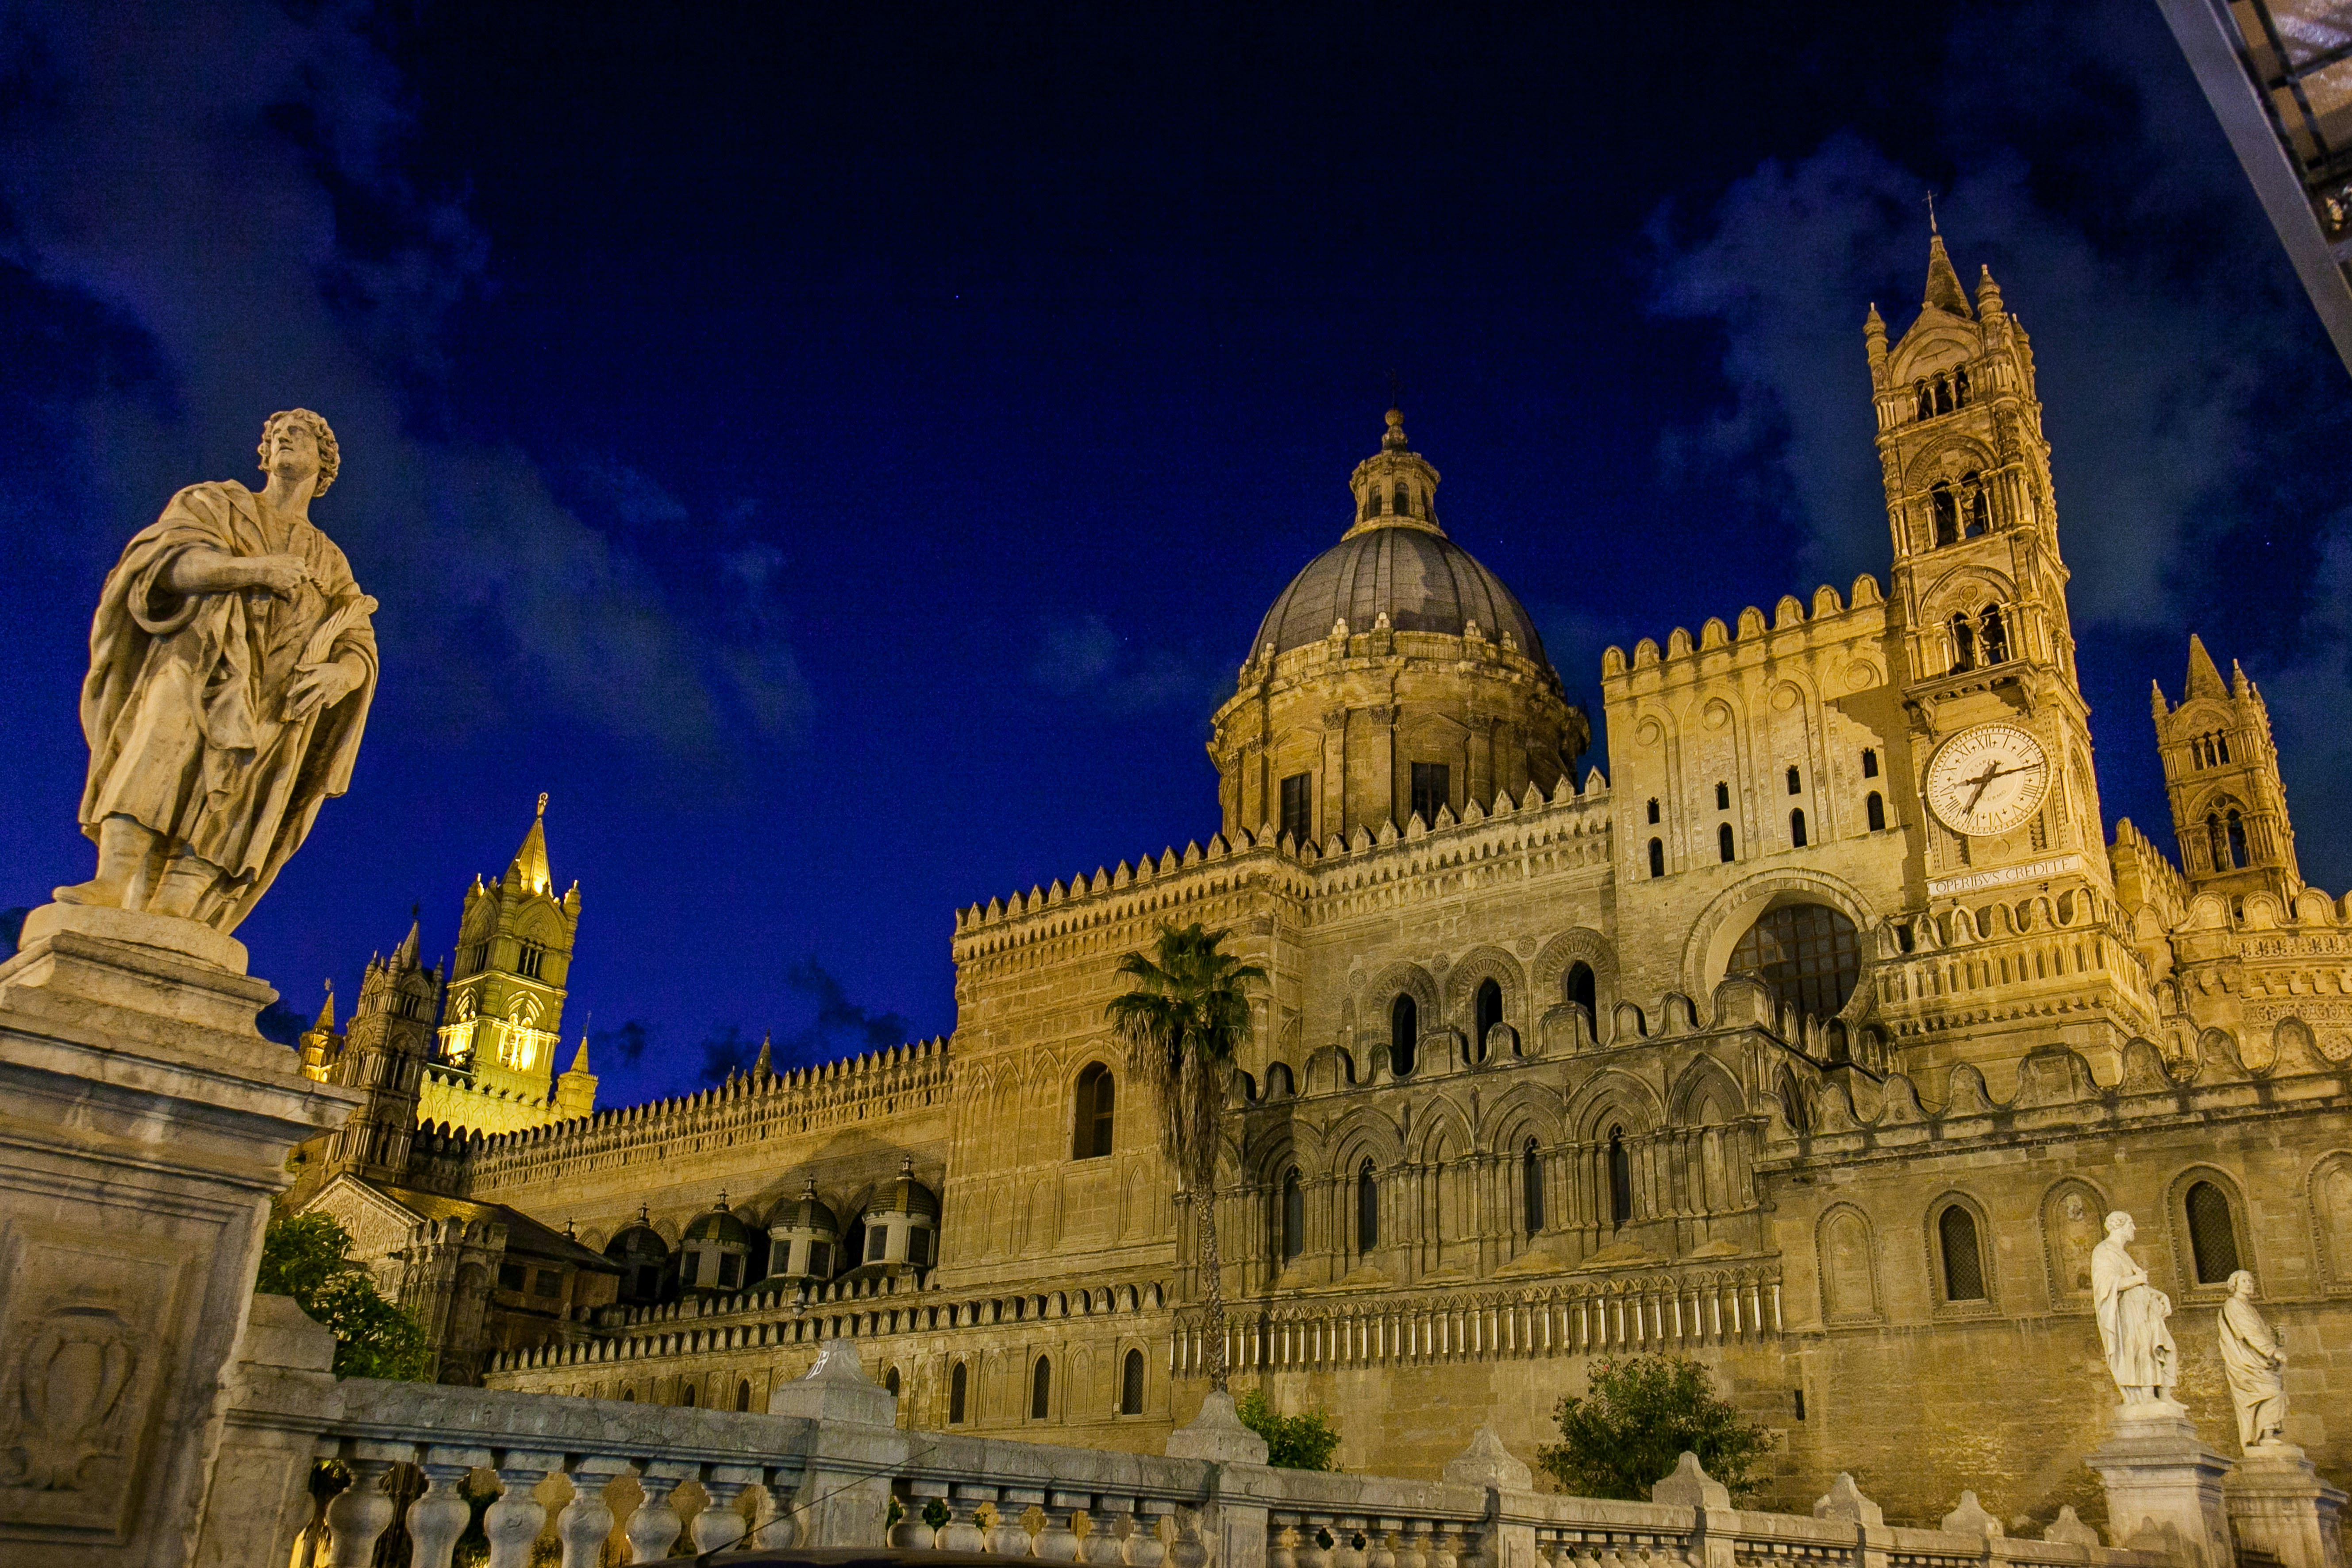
[290,230,2352,1526]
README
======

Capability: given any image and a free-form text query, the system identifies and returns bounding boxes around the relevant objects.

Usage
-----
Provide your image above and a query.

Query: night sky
[2,2,2345,1106]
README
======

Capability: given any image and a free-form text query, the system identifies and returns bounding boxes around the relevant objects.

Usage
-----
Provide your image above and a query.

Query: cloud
[684,958,913,1086]
[591,1018,655,1068]
[0,0,805,767]
[1029,613,1217,714]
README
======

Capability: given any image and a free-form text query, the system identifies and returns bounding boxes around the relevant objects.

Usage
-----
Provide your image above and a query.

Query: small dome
[604,1207,669,1264]
[1254,525,1546,663]
[773,1178,840,1237]
[682,1194,750,1246]
[865,1156,940,1221]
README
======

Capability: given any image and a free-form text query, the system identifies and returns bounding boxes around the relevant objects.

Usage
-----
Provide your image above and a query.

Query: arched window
[2207,813,2229,873]
[621,1387,635,1402]
[1932,484,1959,547]
[1606,1126,1633,1228]
[1566,962,1597,1022]
[1729,903,1861,1020]
[1522,1138,1544,1234]
[1031,1356,1052,1419]
[1938,1206,1987,1301]
[1281,1169,1305,1261]
[680,1384,697,1408]
[1949,612,1976,672]
[1072,1063,1115,1159]
[2217,732,2232,764]
[1718,824,1736,863]
[2227,810,2249,870]
[1357,1159,1378,1252]
[1647,838,1664,878]
[1866,791,1886,831]
[1952,366,1970,406]
[1861,747,1879,778]
[1915,381,1933,420]
[1715,781,1731,810]
[1474,979,1503,1059]
[1981,605,2009,664]
[1778,1068,1809,1135]
[1120,1348,1146,1415]
[884,1367,901,1399]
[1790,809,1808,849]
[1367,487,1382,518]
[949,1361,968,1424]
[1965,476,1989,536]
[1935,376,1953,415]
[1266,1062,1295,1098]
[2186,1181,2242,1284]
[1393,481,1411,516]
[1390,994,1418,1076]
[1647,797,1661,824]
[1786,765,1802,795]
[737,1379,754,1411]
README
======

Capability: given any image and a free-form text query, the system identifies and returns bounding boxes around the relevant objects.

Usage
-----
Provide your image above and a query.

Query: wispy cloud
[1029,613,1218,714]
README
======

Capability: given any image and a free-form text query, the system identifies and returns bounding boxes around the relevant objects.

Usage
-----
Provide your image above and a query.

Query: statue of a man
[2217,1270,2289,1449]
[54,410,376,935]
[2091,1210,2178,1406]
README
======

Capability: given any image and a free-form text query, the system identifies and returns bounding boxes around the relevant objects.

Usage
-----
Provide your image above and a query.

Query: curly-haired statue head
[258,408,340,496]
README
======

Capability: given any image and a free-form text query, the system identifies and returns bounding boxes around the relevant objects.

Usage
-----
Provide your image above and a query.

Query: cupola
[766,1177,844,1284]
[678,1192,753,1294]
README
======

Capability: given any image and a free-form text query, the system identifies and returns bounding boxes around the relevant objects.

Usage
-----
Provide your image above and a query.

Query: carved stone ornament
[0,1305,138,1491]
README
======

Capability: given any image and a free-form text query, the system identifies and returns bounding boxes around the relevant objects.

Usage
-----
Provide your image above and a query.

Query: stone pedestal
[0,904,362,1568]
[2085,1404,2237,1568]
[2225,1444,2347,1568]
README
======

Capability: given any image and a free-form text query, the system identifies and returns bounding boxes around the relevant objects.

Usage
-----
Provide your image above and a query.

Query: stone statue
[54,410,376,935]
[2092,1210,2179,1406]
[2217,1270,2289,1449]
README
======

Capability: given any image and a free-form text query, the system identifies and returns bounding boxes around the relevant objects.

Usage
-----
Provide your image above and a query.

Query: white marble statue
[2092,1210,2179,1406]
[54,410,377,935]
[2217,1270,2290,1449]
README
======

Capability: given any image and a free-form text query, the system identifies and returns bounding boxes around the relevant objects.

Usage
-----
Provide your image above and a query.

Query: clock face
[1925,724,2050,837]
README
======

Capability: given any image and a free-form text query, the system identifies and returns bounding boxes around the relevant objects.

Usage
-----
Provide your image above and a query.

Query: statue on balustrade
[2217,1270,2290,1450]
[54,409,376,934]
[2092,1211,2179,1407]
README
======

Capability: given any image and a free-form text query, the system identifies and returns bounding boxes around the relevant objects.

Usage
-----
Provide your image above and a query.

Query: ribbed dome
[683,1198,749,1245]
[604,1208,669,1263]
[775,1181,840,1237]
[1254,525,1547,665]
[866,1157,941,1221]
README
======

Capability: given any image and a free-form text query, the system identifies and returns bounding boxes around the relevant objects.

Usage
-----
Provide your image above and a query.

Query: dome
[682,1196,750,1246]
[866,1156,941,1221]
[604,1207,669,1264]
[773,1178,840,1237]
[1254,524,1547,665]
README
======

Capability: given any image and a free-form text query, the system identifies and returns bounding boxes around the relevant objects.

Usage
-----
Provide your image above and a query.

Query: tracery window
[1120,1348,1146,1414]
[1390,994,1418,1076]
[1728,903,1860,1020]
[2186,1181,2241,1284]
[1357,1159,1379,1252]
[1938,1205,1988,1301]
[1072,1062,1115,1160]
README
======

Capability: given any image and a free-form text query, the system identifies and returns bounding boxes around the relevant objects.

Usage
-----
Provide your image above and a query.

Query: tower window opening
[949,1360,968,1424]
[2186,1181,2242,1284]
[1357,1159,1379,1252]
[1786,765,1802,795]
[517,940,547,979]
[738,1379,754,1411]
[1952,366,1970,407]
[1281,1169,1305,1262]
[883,1367,900,1399]
[1367,487,1382,518]
[1718,823,1736,863]
[1949,612,1976,673]
[1790,808,1808,849]
[1072,1062,1115,1160]
[1647,837,1664,878]
[1393,481,1411,516]
[1474,978,1503,1061]
[1030,1355,1052,1419]
[1866,791,1886,831]
[1932,484,1959,547]
[1409,762,1449,827]
[1279,772,1313,844]
[1715,781,1731,811]
[1965,473,1989,536]
[2227,809,2249,870]
[1939,1206,1988,1301]
[1981,605,2010,665]
[1729,902,1861,1020]
[1861,747,1879,779]
[1935,376,1954,415]
[1120,1348,1146,1414]
[1647,797,1661,824]
[1607,1125,1633,1228]
[1390,994,1418,1076]
[1566,961,1596,1022]
[1522,1138,1544,1235]
[1915,381,1934,421]
[2218,733,2232,764]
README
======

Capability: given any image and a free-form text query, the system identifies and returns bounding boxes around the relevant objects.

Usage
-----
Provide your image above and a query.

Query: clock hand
[1963,763,2036,816]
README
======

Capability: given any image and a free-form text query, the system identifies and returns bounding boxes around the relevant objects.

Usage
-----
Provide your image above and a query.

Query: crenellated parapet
[1602,575,1891,683]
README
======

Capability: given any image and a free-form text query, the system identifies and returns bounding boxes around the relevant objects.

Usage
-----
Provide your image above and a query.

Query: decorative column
[1321,709,1351,844]
[0,904,361,1568]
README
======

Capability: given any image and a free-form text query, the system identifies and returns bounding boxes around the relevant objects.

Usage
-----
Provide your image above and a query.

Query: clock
[1925,724,2050,837]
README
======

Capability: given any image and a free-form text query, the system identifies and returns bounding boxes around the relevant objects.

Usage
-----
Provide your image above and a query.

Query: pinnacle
[508,793,553,896]
[2186,634,2226,701]
[312,980,336,1032]
[1923,229,1972,318]
[393,915,421,967]
[569,1035,591,1073]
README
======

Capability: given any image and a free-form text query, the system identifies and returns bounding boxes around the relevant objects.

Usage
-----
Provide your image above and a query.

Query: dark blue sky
[3,1,2345,1106]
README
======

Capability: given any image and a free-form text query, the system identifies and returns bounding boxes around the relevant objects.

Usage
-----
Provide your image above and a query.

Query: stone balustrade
[208,1296,2175,1568]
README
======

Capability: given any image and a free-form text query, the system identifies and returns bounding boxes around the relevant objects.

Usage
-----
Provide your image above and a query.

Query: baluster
[1332,1519,1370,1568]
[1168,1507,1210,1568]
[745,1471,796,1553]
[693,1464,762,1553]
[1038,1492,1087,1561]
[1395,1525,1432,1568]
[408,1446,489,1568]
[996,1487,1046,1555]
[556,1457,632,1568]
[1132,1502,1174,1568]
[626,1460,696,1563]
[323,1450,401,1568]
[1084,1495,1135,1566]
[484,1452,559,1568]
[941,1486,995,1553]
[897,1481,950,1550]
[1426,1528,1460,1568]
[1268,1514,1301,1568]
[1297,1516,1335,1568]
[1366,1522,1400,1568]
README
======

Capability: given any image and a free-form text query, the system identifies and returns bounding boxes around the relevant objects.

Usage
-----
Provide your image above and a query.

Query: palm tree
[1106,921,1265,1394]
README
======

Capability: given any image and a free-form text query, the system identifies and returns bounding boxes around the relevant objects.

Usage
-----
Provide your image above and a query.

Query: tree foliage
[1105,921,1263,1393]
[1535,1355,1774,1502]
[1235,1389,1343,1471]
[255,1211,433,1381]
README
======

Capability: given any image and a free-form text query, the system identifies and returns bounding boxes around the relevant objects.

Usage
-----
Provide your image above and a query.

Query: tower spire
[2186,633,2227,701]
[1923,222,1973,318]
[508,793,553,895]
[313,979,336,1032]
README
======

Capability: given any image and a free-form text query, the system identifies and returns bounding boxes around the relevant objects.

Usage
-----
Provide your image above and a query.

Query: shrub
[1535,1355,1773,1502]
[255,1211,433,1381]
[1235,1388,1343,1471]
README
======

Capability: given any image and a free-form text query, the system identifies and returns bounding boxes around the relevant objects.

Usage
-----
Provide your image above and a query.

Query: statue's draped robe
[2091,1235,2177,1393]
[2218,1294,2287,1446]
[79,481,376,929]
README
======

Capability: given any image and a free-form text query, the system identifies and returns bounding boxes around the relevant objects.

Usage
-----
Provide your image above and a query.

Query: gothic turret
[2153,635,2301,907]
[436,794,585,1107]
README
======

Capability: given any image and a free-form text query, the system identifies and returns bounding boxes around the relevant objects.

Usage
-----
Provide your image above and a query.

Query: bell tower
[436,794,582,1104]
[2153,635,2302,908]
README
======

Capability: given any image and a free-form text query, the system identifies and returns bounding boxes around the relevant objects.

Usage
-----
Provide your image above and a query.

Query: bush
[1535,1355,1773,1502]
[1235,1388,1343,1471]
[256,1211,433,1381]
